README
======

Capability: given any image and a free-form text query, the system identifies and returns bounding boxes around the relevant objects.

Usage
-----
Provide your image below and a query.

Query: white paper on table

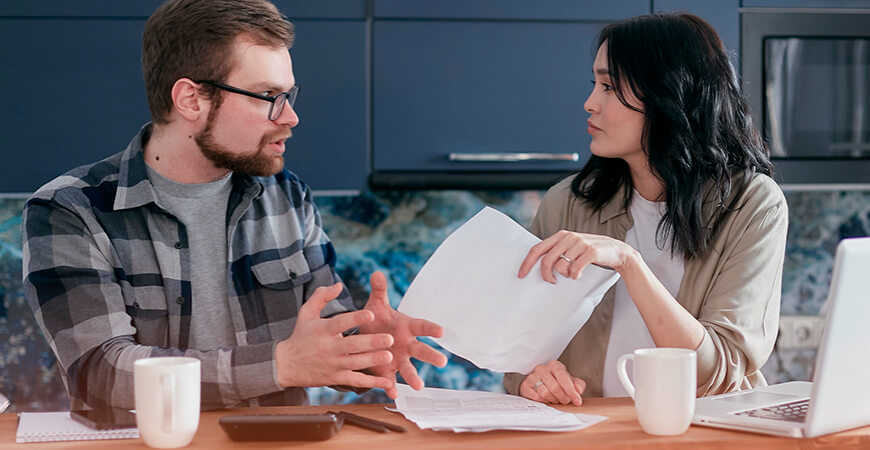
[390,384,607,433]
[398,206,620,374]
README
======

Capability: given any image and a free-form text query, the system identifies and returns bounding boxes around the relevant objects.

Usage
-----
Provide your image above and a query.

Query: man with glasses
[22,0,446,411]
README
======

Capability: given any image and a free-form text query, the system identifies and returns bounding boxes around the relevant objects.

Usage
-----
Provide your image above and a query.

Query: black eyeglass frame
[195,80,300,121]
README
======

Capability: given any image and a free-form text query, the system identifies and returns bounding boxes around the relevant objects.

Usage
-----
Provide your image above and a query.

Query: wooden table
[3,397,870,449]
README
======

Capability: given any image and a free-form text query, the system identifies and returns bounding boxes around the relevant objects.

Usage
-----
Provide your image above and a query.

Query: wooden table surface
[4,397,870,449]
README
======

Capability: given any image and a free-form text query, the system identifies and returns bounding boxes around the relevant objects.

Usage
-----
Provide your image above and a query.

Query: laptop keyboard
[734,399,809,423]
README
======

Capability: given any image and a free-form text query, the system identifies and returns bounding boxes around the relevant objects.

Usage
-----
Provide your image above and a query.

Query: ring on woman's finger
[532,380,544,390]
[559,254,572,263]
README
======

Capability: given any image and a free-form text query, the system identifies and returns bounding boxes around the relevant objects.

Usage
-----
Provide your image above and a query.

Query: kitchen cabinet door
[373,0,648,21]
[0,17,367,192]
[0,1,160,16]
[0,1,366,18]
[0,19,151,193]
[273,0,366,19]
[372,20,604,187]
[741,0,870,7]
[287,21,368,191]
[654,0,739,67]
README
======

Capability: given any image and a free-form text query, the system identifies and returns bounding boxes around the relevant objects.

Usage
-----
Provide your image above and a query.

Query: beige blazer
[504,173,788,397]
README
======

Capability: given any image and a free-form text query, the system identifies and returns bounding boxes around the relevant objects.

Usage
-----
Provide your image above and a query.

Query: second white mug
[617,347,696,436]
[134,356,201,448]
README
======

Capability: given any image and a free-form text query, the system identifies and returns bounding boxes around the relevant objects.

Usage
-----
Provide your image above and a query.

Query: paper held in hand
[398,206,620,374]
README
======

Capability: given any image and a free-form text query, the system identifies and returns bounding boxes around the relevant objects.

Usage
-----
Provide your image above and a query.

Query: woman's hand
[518,230,638,283]
[519,360,586,406]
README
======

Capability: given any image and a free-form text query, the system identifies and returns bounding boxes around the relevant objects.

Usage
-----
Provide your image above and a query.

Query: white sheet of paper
[398,206,620,374]
[391,384,607,433]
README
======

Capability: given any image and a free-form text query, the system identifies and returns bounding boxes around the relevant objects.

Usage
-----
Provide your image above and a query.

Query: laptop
[693,236,870,438]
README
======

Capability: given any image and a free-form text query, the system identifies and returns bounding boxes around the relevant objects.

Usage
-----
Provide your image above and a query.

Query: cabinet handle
[448,152,580,162]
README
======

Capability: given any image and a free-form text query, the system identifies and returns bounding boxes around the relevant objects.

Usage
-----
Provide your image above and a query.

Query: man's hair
[571,12,773,259]
[143,0,295,124]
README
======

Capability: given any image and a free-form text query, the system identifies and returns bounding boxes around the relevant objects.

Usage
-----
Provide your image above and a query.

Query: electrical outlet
[778,315,825,350]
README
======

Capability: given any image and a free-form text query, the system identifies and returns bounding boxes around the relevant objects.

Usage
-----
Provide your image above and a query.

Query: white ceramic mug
[617,348,696,436]
[134,357,201,448]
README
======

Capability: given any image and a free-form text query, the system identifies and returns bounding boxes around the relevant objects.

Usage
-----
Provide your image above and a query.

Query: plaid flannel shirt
[22,124,354,410]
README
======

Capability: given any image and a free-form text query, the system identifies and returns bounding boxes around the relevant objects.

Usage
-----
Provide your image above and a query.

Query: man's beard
[195,108,291,177]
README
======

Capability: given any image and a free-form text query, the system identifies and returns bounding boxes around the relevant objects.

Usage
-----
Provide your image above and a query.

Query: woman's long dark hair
[571,13,773,259]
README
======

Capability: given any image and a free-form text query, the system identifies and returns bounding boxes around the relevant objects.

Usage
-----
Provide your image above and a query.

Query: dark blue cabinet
[0,2,368,192]
[370,2,651,188]
[0,1,365,18]
[373,21,604,179]
[273,0,366,18]
[0,2,162,16]
[741,0,870,7]
[374,0,649,21]
[4,1,786,192]
[287,21,368,190]
[0,19,152,193]
[654,1,739,64]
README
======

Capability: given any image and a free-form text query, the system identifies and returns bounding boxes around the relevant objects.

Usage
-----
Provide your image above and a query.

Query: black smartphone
[218,413,340,441]
[70,408,137,430]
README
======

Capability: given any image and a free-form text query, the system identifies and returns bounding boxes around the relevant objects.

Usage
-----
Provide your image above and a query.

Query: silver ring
[533,380,544,390]
[559,254,572,263]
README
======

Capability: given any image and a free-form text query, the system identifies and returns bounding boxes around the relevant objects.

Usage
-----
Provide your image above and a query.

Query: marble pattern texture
[0,189,867,410]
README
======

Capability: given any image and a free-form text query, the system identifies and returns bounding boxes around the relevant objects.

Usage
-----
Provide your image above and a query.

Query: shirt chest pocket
[249,251,312,334]
[251,251,313,290]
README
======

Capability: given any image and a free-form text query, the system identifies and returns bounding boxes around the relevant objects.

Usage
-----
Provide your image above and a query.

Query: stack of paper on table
[16,411,139,443]
[398,206,620,374]
[392,384,607,432]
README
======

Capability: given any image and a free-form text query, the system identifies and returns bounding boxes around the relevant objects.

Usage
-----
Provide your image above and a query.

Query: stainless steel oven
[742,8,870,185]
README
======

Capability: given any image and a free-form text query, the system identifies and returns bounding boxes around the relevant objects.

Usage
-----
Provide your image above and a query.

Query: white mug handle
[617,353,636,399]
[161,373,175,434]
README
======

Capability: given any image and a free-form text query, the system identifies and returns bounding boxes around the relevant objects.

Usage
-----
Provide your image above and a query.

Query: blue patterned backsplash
[1,188,868,410]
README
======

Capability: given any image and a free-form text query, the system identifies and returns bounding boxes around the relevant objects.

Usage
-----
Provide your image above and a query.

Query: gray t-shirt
[146,165,235,350]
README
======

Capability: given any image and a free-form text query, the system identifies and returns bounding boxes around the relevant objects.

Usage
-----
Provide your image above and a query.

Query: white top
[602,190,685,397]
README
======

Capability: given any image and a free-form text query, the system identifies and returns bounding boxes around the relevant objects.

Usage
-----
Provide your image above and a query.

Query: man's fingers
[341,350,394,371]
[383,383,399,399]
[409,340,448,367]
[368,271,389,307]
[300,283,344,319]
[325,310,375,336]
[406,317,444,339]
[398,360,423,390]
[334,370,394,391]
[338,333,394,354]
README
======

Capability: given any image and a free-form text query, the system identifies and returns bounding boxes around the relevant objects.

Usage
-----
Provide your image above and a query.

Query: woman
[504,13,788,406]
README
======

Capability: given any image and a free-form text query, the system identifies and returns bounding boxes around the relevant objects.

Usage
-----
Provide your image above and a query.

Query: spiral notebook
[16,411,139,443]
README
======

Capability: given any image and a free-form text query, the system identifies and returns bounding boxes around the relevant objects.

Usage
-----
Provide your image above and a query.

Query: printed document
[398,207,620,373]
[392,384,607,432]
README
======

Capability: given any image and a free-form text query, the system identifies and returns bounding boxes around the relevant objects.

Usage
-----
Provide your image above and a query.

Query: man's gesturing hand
[275,283,397,390]
[361,271,448,399]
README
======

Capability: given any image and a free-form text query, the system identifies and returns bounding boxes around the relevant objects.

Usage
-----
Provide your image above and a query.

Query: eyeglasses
[195,80,300,121]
